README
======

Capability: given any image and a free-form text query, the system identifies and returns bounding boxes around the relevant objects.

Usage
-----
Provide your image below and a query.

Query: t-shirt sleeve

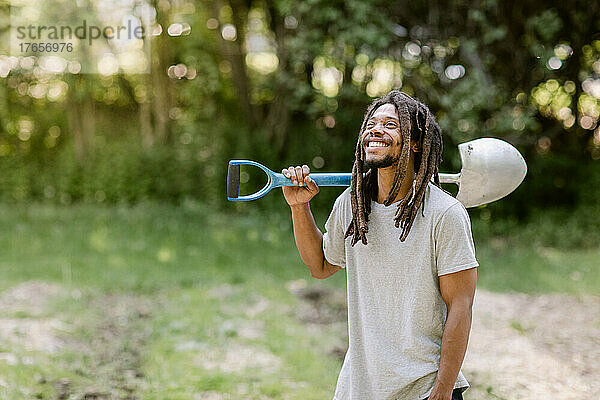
[322,194,347,268]
[434,202,479,276]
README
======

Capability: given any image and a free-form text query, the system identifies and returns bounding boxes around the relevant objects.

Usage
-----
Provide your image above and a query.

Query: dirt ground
[0,281,151,399]
[290,281,600,400]
[1,281,599,399]
[464,289,600,400]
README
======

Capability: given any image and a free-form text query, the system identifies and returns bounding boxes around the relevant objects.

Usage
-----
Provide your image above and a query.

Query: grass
[0,202,597,399]
[473,236,600,295]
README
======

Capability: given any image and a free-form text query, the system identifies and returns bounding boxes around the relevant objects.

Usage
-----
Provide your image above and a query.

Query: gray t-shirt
[322,182,479,400]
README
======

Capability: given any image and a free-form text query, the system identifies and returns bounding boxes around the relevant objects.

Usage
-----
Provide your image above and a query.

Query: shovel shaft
[227,160,464,201]
[276,172,460,187]
[273,172,350,187]
[439,173,460,184]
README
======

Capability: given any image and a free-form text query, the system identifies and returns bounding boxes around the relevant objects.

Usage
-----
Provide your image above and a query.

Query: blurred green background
[0,0,599,245]
[0,0,599,399]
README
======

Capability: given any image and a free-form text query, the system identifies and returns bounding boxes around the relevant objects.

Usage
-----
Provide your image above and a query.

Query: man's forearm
[289,203,327,277]
[431,303,472,397]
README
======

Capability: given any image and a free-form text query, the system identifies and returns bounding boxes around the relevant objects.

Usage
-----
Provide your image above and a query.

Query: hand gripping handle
[227,160,351,201]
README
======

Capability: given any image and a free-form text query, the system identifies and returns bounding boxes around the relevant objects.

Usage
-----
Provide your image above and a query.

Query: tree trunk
[213,0,257,127]
[263,3,292,153]
[67,76,95,162]
[139,97,153,147]
[150,16,173,144]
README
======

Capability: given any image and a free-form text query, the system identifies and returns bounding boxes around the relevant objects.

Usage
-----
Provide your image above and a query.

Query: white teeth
[368,142,388,148]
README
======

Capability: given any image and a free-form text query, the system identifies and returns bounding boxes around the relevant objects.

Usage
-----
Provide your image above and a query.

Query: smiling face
[362,103,405,169]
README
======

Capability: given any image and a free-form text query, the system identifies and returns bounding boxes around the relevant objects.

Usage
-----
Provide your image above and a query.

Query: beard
[364,153,399,169]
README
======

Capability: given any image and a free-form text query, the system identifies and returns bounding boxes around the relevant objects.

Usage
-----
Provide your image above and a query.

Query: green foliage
[0,139,211,205]
[0,0,599,246]
[528,10,563,42]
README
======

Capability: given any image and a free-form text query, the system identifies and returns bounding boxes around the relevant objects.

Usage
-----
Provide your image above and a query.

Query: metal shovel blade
[455,137,527,207]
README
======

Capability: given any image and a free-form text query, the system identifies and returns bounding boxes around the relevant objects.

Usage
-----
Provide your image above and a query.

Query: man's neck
[375,161,415,204]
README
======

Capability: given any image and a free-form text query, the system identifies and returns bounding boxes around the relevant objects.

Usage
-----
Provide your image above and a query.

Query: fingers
[282,165,310,186]
[305,174,319,193]
[294,166,304,185]
[302,165,310,180]
[283,166,297,185]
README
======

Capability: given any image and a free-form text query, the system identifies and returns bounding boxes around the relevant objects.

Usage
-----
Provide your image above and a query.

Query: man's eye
[386,122,397,128]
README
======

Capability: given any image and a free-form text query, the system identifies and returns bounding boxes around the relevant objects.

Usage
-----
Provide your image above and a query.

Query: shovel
[227,137,527,208]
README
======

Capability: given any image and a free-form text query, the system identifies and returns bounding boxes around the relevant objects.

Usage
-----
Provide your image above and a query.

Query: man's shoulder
[333,186,352,208]
[326,187,352,223]
[425,182,463,217]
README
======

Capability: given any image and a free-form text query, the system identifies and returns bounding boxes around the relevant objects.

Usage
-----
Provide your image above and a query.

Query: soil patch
[66,294,153,399]
[289,282,600,399]
[197,343,281,374]
[0,281,64,316]
[464,290,600,400]
[0,281,69,354]
[0,281,154,400]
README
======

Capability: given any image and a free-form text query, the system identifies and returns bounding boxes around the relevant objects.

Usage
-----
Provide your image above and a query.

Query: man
[281,90,478,400]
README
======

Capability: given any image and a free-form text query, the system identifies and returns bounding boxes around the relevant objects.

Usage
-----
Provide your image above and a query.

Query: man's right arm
[282,165,342,279]
[290,203,342,279]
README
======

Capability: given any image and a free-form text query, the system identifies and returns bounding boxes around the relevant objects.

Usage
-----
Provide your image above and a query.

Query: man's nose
[367,126,384,136]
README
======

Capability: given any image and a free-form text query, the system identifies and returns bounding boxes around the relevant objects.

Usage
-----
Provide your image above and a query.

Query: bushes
[1,127,598,250]
[472,203,600,250]
[0,140,212,205]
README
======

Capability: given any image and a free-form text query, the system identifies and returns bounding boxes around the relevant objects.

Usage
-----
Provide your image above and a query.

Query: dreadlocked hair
[344,90,444,246]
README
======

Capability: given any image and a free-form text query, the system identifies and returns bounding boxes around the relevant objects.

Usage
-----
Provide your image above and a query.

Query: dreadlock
[344,90,444,246]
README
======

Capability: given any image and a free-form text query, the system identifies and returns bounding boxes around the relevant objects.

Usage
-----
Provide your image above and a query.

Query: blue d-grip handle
[227,159,351,201]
